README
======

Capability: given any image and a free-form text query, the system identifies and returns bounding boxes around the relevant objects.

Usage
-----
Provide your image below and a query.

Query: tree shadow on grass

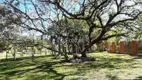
[0,54,139,80]
[133,55,142,59]
[133,76,142,80]
[66,56,136,80]
[73,57,135,70]
[0,55,54,73]
[0,59,77,80]
[34,61,67,80]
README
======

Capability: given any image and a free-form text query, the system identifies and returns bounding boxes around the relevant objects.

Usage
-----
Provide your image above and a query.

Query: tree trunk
[81,51,87,57]
[45,49,47,56]
[71,44,77,58]
[51,46,54,55]
[40,49,42,56]
[81,44,91,57]
[13,45,16,60]
[82,43,98,57]
[57,40,61,56]
[68,44,70,54]
[6,50,8,60]
[63,46,68,61]
[31,47,35,61]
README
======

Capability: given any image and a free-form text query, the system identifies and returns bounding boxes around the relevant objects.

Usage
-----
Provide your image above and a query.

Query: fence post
[120,41,124,54]
[131,41,137,55]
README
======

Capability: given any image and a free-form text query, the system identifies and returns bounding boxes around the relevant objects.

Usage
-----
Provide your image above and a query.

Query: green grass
[0,52,142,80]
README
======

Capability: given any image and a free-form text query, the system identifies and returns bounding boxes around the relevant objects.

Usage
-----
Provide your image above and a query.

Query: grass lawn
[0,52,142,80]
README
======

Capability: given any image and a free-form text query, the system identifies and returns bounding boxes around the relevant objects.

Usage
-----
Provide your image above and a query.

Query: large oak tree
[38,0,142,57]
[2,0,142,58]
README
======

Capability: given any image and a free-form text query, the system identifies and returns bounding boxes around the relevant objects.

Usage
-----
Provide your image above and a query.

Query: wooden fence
[105,41,139,55]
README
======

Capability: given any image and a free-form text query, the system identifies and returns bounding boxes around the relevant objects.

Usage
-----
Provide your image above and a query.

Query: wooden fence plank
[120,41,124,54]
[111,42,116,53]
[131,41,137,55]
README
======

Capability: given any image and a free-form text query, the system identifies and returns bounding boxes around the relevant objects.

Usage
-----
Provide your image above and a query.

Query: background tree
[0,3,22,60]
[47,19,90,60]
